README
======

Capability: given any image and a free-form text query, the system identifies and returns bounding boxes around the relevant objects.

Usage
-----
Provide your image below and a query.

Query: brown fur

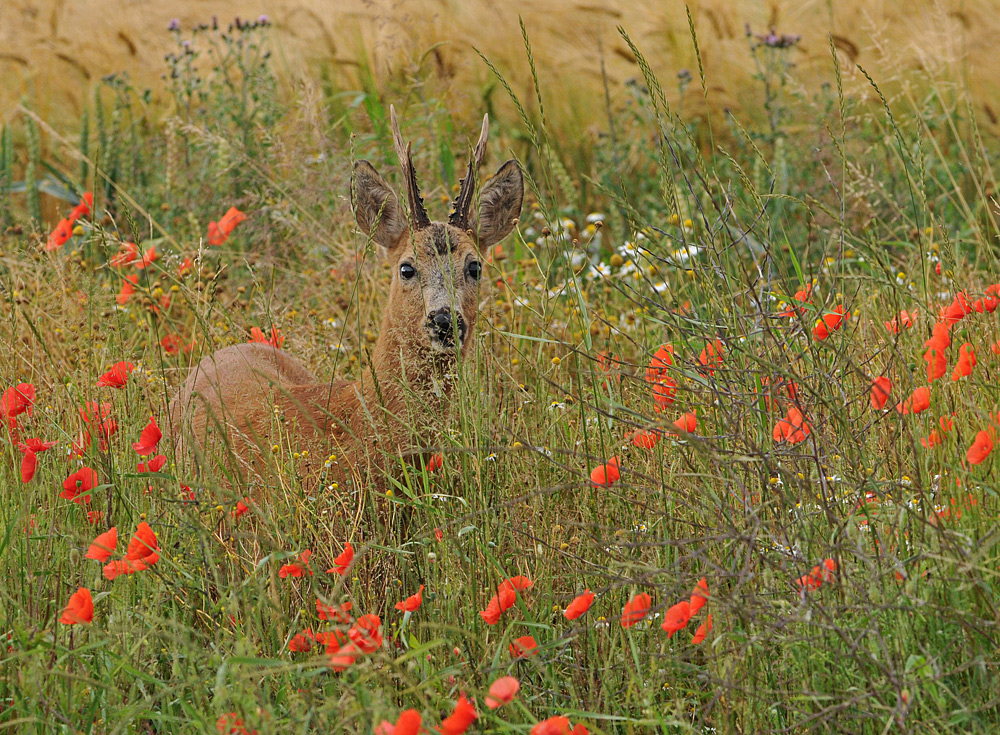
[169,112,523,489]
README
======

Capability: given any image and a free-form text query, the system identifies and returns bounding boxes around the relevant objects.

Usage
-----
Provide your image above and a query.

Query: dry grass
[3,9,1000,733]
[4,0,1000,140]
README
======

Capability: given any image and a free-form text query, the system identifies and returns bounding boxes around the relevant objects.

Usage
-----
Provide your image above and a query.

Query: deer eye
[399,263,417,280]
[466,260,482,281]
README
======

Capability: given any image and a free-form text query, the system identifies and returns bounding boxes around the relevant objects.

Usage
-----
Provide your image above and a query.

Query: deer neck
[365,313,458,410]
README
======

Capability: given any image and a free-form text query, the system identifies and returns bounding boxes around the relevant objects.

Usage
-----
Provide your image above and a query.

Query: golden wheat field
[4,0,1000,133]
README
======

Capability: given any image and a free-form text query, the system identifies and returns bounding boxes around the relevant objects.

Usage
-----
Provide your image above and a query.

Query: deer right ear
[352,160,408,251]
[469,159,524,250]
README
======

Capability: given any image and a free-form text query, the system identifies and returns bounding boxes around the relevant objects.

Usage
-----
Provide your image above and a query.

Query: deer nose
[429,308,454,335]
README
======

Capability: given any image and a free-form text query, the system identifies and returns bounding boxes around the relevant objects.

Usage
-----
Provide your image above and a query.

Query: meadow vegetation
[2,12,1000,735]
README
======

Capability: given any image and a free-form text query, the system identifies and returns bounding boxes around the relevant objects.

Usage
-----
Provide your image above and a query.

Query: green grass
[2,17,1000,735]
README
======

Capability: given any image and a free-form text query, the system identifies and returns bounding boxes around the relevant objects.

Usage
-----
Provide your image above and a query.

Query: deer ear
[469,160,523,250]
[352,160,408,251]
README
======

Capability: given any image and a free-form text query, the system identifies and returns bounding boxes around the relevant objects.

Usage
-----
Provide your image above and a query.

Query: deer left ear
[352,160,408,252]
[469,160,523,250]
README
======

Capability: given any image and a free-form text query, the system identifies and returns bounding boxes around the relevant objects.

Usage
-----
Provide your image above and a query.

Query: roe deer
[169,106,524,488]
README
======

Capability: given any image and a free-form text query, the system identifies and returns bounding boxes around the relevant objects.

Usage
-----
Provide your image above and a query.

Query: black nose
[430,308,454,335]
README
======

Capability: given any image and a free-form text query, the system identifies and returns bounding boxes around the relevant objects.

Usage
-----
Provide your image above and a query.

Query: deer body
[169,107,524,486]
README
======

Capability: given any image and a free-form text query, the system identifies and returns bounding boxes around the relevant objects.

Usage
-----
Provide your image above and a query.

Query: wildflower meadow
[3,9,1000,735]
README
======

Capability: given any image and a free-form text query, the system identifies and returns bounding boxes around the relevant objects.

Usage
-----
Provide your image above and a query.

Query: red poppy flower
[216,713,257,735]
[116,274,139,305]
[967,430,994,465]
[660,600,692,638]
[621,592,651,628]
[288,629,314,652]
[797,558,837,592]
[479,595,504,625]
[97,361,135,389]
[16,437,56,483]
[249,326,284,348]
[135,245,159,270]
[427,453,444,472]
[69,192,94,222]
[884,309,917,334]
[19,448,37,483]
[645,344,674,384]
[941,292,973,324]
[394,585,424,613]
[590,456,620,486]
[631,429,660,450]
[531,716,588,735]
[133,415,162,456]
[86,527,118,562]
[821,558,837,581]
[279,549,313,578]
[123,521,159,571]
[509,635,538,657]
[313,629,349,650]
[178,257,194,277]
[652,378,677,412]
[208,207,247,246]
[924,320,951,352]
[981,285,1000,313]
[383,710,422,735]
[486,676,520,710]
[772,406,810,444]
[348,613,382,653]
[596,351,620,387]
[923,345,947,382]
[317,598,352,622]
[812,306,848,341]
[698,339,724,374]
[1,383,35,424]
[18,437,59,452]
[45,218,74,251]
[951,343,976,381]
[691,613,713,644]
[479,577,524,625]
[137,454,167,473]
[79,402,117,450]
[896,386,931,415]
[500,575,533,594]
[671,411,697,434]
[689,577,709,614]
[110,241,139,267]
[780,283,813,317]
[870,377,892,410]
[233,498,251,518]
[61,466,98,504]
[922,426,945,449]
[327,542,354,575]
[160,334,193,355]
[60,587,94,625]
[564,589,595,620]
[102,559,135,580]
[438,693,477,735]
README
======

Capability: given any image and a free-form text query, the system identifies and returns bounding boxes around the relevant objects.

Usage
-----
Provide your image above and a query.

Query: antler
[448,114,489,230]
[389,105,431,230]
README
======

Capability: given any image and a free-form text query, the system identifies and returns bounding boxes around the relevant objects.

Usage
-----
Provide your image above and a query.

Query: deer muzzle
[427,307,466,351]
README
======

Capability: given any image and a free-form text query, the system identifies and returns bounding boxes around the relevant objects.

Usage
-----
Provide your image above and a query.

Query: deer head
[352,106,524,358]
